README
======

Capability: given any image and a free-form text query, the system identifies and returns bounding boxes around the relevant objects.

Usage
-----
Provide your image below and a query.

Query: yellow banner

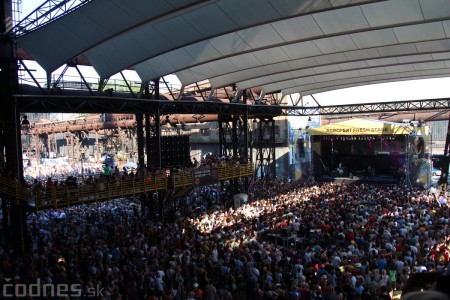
[309,119,415,136]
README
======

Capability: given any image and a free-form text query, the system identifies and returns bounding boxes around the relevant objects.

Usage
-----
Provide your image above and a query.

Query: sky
[18,1,450,109]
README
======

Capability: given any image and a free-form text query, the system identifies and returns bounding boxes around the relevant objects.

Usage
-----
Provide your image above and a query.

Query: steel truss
[16,94,450,117]
[218,115,247,159]
[11,0,91,38]
[218,114,251,196]
[253,117,276,180]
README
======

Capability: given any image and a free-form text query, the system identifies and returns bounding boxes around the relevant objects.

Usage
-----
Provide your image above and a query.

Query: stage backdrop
[308,119,430,186]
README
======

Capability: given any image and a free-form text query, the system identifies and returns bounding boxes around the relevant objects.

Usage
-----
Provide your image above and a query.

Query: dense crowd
[21,153,243,190]
[0,178,449,299]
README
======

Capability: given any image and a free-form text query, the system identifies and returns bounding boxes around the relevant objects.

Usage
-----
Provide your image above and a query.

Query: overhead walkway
[0,164,254,211]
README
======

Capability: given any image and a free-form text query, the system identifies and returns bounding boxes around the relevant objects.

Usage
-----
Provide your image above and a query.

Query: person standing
[203,280,217,300]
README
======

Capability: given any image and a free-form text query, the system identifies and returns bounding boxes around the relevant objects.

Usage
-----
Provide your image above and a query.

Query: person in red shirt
[345,229,355,242]
[394,242,403,253]
[322,224,331,232]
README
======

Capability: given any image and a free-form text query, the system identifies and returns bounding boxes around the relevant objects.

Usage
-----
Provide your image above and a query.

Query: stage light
[308,117,312,122]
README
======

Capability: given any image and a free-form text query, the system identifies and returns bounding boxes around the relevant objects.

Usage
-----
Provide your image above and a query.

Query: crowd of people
[0,176,449,299]
[21,153,244,190]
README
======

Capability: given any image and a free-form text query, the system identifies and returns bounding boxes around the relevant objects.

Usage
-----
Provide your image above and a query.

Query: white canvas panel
[415,39,450,52]
[377,43,418,56]
[216,0,281,27]
[182,3,239,37]
[313,35,358,54]
[287,57,319,69]
[344,48,381,61]
[366,57,399,67]
[184,41,222,63]
[444,20,450,37]
[209,32,252,56]
[358,67,386,76]
[361,0,423,27]
[270,0,331,16]
[432,52,450,59]
[281,42,322,59]
[263,62,292,74]
[163,50,198,74]
[420,0,450,19]
[237,25,285,49]
[397,54,434,63]
[135,56,175,82]
[253,48,291,65]
[271,15,324,41]
[393,22,446,44]
[413,61,447,70]
[313,65,342,74]
[338,61,369,70]
[350,28,398,48]
[384,64,415,73]
[312,73,338,83]
[333,70,361,79]
[153,17,203,46]
[313,6,370,34]
[314,53,348,65]
[204,59,240,75]
[228,54,262,70]
[290,69,316,78]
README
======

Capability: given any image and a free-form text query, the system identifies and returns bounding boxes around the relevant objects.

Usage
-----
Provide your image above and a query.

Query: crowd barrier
[0,164,254,211]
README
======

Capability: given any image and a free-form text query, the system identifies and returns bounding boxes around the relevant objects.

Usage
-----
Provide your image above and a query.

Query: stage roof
[309,119,415,135]
[13,0,450,101]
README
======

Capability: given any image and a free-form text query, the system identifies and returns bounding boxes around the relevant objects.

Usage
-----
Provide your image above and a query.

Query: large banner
[310,119,414,136]
[415,159,431,187]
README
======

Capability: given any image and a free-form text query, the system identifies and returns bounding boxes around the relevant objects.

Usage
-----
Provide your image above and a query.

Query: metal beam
[11,0,92,37]
[15,94,450,117]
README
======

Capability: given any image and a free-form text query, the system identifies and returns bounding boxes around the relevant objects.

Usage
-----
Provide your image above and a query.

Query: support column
[153,78,163,220]
[243,92,249,192]
[47,134,51,158]
[145,113,151,170]
[231,115,239,195]
[218,117,225,156]
[155,107,162,169]
[136,114,144,167]
[1,0,28,254]
[232,115,238,158]
[243,91,249,162]
[254,117,276,180]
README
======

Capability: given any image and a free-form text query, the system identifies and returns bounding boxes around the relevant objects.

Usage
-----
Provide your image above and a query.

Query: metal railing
[0,164,254,211]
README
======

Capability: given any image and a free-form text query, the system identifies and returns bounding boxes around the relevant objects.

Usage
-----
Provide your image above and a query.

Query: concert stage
[307,119,431,188]
[318,174,399,185]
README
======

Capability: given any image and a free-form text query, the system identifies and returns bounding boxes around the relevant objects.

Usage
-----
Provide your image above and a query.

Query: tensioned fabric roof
[15,0,450,100]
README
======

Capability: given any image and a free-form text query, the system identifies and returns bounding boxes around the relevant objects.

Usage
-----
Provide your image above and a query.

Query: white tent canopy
[15,0,450,102]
